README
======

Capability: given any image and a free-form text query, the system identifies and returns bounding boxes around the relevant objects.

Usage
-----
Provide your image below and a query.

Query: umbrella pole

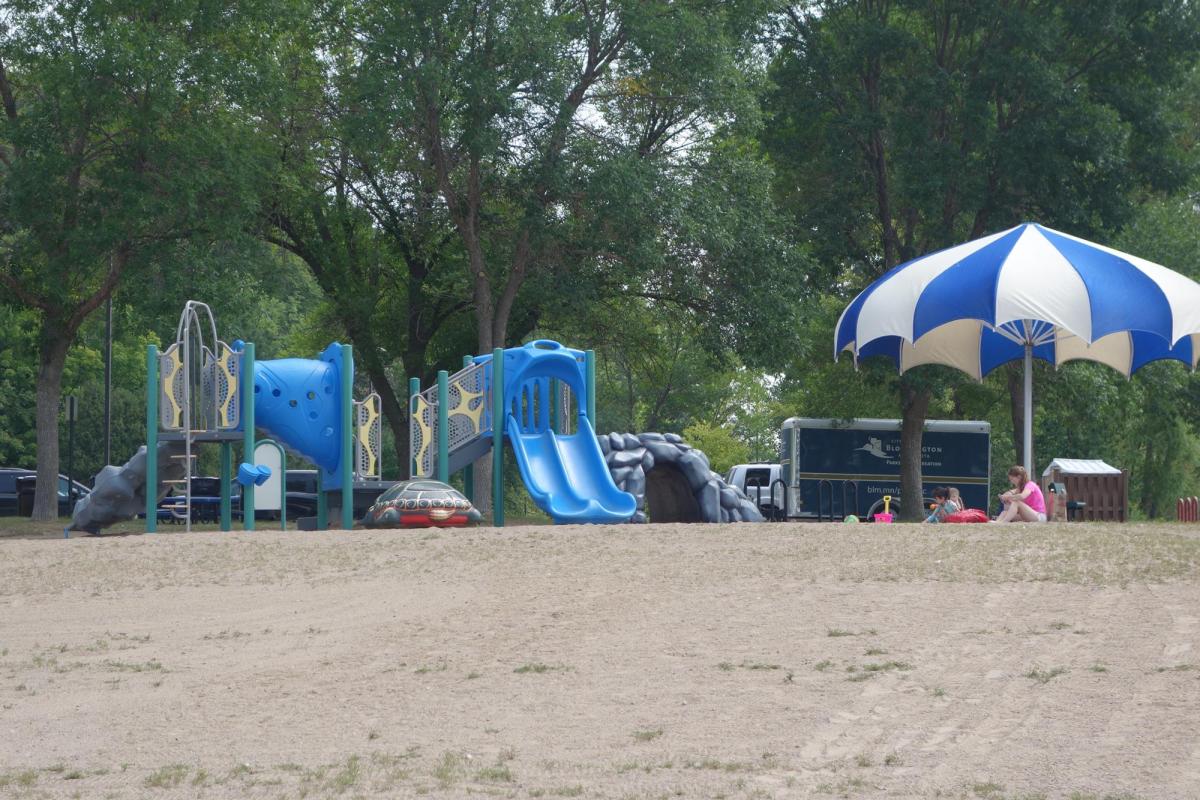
[1024,343,1033,476]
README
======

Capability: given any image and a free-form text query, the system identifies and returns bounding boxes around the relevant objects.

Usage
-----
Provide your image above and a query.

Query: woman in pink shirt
[995,465,1047,522]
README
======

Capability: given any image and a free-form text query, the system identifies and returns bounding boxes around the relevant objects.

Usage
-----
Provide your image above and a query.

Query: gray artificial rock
[70,441,188,533]
[719,487,739,509]
[610,450,643,468]
[642,440,678,465]
[596,430,767,524]
[699,480,721,521]
[678,450,712,492]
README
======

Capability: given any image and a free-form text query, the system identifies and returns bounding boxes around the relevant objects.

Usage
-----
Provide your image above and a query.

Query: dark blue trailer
[780,418,991,520]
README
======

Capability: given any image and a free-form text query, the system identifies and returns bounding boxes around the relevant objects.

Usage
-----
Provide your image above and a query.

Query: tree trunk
[1006,365,1024,469]
[898,381,931,522]
[33,323,72,520]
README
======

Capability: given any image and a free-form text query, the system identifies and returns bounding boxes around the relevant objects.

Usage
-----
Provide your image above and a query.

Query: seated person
[948,487,964,511]
[924,486,959,523]
[994,466,1046,522]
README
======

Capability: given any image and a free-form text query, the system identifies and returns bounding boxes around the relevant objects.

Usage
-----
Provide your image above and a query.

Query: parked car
[0,468,91,517]
[152,470,327,524]
[724,463,786,519]
[284,470,320,520]
[157,476,229,524]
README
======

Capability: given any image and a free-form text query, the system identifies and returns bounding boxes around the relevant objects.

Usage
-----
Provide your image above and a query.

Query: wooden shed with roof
[1041,459,1128,522]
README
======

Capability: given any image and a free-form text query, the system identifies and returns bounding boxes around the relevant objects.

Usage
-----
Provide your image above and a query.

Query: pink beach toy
[874,495,894,523]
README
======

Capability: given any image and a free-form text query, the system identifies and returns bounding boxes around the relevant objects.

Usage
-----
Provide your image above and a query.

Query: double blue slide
[474,342,636,524]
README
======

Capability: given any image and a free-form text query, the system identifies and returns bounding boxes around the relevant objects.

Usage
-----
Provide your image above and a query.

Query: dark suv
[0,468,91,517]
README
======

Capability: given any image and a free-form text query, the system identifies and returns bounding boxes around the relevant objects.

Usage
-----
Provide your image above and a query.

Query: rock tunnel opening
[644,463,701,523]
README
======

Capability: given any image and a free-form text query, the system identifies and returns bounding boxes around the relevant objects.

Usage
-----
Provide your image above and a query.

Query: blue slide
[507,413,636,524]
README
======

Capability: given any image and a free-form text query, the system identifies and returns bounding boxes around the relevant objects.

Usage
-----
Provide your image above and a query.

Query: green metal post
[317,471,327,529]
[491,348,505,527]
[219,441,232,531]
[279,456,287,531]
[408,376,421,478]
[341,344,354,530]
[462,355,474,501]
[437,369,449,483]
[585,349,596,427]
[242,342,256,530]
[145,345,158,533]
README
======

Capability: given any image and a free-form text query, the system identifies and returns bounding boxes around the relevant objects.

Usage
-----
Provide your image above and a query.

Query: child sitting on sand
[924,486,959,523]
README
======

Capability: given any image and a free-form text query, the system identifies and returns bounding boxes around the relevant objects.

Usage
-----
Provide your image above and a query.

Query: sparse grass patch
[1089,663,1108,673]
[0,770,38,788]
[884,754,902,766]
[104,659,164,673]
[865,648,887,655]
[863,660,912,673]
[972,782,1004,798]
[413,660,447,674]
[814,660,833,672]
[1154,663,1198,673]
[854,754,872,767]
[633,729,663,742]
[827,628,854,637]
[551,786,584,796]
[932,687,946,697]
[475,765,514,782]
[514,662,569,674]
[1049,621,1072,630]
[740,660,781,670]
[144,764,189,789]
[717,661,735,671]
[1025,666,1068,684]
[466,671,482,679]
[433,752,465,787]
[686,758,752,772]
[328,755,361,793]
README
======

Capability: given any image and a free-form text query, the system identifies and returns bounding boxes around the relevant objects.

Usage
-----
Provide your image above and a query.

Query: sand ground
[1,522,1199,799]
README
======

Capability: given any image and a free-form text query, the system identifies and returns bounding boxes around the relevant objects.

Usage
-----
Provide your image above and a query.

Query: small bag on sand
[943,508,988,523]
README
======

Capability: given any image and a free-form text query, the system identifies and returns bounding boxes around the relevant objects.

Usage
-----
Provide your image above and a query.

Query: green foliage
[681,422,749,476]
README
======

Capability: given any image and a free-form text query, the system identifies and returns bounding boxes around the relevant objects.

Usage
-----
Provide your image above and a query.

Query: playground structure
[409,341,637,524]
[70,301,384,533]
[410,340,763,524]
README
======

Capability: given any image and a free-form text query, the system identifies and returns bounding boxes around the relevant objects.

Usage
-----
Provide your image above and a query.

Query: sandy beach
[1,522,1199,799]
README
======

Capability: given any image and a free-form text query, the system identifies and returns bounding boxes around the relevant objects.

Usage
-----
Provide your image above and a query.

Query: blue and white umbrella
[835,222,1200,473]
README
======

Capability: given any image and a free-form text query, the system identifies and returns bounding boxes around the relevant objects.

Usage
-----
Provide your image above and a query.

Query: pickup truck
[724,463,786,519]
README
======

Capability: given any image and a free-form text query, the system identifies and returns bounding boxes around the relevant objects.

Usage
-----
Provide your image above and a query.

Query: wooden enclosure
[1042,462,1128,522]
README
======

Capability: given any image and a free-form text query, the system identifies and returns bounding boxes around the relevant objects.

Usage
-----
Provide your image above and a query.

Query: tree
[765,0,1200,518]
[256,6,476,474]
[0,0,271,518]
[355,0,778,354]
